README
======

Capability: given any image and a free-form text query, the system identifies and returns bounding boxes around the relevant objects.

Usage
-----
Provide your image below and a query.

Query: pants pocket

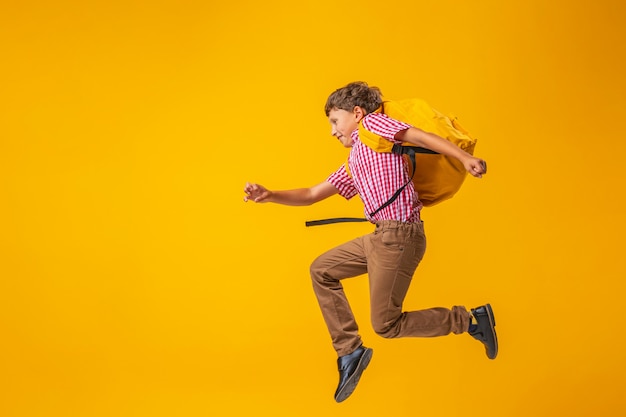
[381,229,404,250]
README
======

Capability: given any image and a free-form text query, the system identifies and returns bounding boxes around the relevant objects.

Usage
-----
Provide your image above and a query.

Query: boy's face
[327,107,364,148]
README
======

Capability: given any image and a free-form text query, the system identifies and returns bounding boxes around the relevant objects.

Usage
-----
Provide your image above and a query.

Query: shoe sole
[484,304,498,359]
[334,347,373,403]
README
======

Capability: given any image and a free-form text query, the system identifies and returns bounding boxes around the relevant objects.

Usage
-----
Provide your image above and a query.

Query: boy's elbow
[303,189,319,206]
[306,182,336,205]
[306,193,322,206]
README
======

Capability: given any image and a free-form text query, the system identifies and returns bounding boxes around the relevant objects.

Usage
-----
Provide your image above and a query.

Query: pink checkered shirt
[327,112,423,223]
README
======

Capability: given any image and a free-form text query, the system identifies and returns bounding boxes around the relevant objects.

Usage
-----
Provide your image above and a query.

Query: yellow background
[2,0,625,416]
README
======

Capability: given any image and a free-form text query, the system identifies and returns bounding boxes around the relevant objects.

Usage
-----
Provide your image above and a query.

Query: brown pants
[310,220,470,357]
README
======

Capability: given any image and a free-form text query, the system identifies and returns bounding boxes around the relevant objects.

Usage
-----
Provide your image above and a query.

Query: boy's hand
[464,157,487,178]
[244,182,271,203]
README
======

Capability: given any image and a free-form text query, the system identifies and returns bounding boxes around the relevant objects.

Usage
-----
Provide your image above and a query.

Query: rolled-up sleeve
[326,164,358,200]
[361,112,412,143]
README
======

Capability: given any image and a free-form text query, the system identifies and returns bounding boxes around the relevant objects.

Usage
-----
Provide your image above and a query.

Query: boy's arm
[395,128,487,178]
[243,181,339,206]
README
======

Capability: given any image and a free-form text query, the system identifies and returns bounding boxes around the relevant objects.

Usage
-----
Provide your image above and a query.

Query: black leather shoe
[334,346,373,403]
[469,304,498,359]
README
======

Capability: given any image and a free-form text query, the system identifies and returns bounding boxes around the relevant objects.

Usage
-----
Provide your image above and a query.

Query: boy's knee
[309,256,326,281]
[372,320,399,339]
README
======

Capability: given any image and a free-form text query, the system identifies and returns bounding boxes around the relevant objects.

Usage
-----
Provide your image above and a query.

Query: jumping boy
[243,82,497,403]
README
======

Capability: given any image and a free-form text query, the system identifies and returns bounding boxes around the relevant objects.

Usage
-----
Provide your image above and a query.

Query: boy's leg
[310,236,368,357]
[311,236,374,402]
[367,221,470,338]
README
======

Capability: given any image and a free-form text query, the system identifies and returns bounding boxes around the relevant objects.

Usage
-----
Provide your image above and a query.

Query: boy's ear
[353,106,365,121]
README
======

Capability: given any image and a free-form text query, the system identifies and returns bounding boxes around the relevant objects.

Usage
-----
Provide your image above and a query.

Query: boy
[243,82,497,403]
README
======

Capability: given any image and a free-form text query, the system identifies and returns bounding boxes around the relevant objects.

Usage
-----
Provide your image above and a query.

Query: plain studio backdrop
[1,1,625,416]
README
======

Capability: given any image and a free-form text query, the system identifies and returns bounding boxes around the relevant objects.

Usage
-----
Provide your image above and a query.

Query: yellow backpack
[305,99,479,227]
[358,98,477,208]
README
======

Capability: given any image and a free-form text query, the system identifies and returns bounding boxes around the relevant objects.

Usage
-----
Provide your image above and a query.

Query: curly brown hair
[324,81,383,116]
